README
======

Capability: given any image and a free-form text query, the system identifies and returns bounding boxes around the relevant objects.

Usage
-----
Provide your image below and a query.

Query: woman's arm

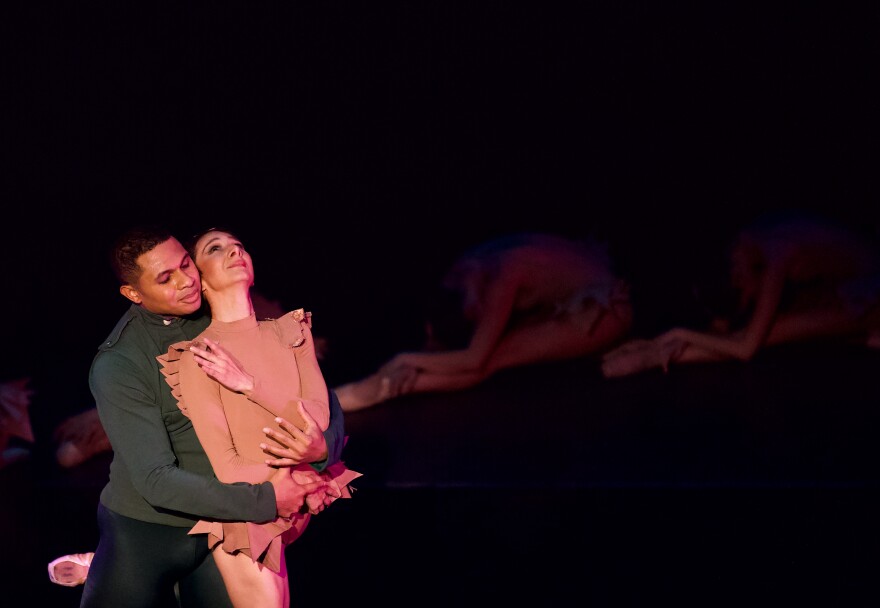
[292,321,330,431]
[385,268,520,374]
[661,260,788,361]
[188,336,340,470]
[178,353,271,485]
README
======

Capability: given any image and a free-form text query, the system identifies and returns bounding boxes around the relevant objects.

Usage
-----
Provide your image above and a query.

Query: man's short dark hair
[110,224,175,285]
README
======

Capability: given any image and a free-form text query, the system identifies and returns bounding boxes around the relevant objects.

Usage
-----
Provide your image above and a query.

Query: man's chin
[177,301,203,316]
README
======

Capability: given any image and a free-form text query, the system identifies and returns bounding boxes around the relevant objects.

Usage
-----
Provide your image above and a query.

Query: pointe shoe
[48,552,94,587]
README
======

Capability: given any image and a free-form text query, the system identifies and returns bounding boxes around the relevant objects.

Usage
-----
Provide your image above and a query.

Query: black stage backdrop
[3,1,879,423]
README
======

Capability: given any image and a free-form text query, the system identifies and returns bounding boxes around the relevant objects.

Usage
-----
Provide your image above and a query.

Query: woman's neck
[206,288,254,323]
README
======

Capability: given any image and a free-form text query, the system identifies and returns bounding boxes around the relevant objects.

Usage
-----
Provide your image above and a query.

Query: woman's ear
[120,284,141,304]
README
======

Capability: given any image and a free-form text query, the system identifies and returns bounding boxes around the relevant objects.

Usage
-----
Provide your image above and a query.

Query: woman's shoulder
[260,309,311,348]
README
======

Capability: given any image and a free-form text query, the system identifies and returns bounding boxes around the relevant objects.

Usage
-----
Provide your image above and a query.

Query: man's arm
[91,353,278,523]
[322,387,346,466]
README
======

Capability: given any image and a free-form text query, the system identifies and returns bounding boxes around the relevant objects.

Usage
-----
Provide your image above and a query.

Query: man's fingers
[274,415,305,437]
[260,441,304,459]
[260,441,286,456]
[263,426,300,446]
[294,400,317,432]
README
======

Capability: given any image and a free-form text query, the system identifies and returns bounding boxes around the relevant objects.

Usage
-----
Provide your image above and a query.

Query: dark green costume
[80,304,345,607]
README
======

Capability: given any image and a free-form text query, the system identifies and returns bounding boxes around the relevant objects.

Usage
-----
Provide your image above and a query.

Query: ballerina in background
[601,210,880,378]
[0,377,34,469]
[335,232,634,411]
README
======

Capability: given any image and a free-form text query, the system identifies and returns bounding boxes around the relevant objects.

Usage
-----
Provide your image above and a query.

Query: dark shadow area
[5,341,880,606]
[3,3,880,606]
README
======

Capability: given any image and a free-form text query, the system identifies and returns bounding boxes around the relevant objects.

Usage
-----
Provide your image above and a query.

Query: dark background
[5,0,880,465]
[4,4,879,390]
[3,4,880,605]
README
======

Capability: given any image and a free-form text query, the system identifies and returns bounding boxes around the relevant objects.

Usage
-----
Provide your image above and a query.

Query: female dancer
[601,211,880,377]
[157,227,359,607]
[336,232,634,411]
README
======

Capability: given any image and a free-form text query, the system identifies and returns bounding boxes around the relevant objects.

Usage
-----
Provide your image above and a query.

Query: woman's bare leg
[212,548,289,608]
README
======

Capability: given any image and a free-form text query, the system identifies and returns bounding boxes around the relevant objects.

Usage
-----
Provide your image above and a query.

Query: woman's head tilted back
[185,227,255,301]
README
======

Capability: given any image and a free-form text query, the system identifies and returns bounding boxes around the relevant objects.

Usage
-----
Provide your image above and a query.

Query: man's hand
[267,466,328,518]
[260,401,328,467]
[292,469,343,515]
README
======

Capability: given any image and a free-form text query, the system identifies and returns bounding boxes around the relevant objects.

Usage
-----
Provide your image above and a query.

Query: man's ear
[120,284,141,304]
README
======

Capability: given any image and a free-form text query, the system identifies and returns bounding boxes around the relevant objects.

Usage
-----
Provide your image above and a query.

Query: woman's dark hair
[184,226,241,261]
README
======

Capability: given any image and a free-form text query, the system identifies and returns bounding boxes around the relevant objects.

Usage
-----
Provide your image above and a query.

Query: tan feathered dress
[157,309,359,573]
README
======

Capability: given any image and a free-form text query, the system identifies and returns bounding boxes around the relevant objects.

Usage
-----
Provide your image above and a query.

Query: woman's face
[192,230,254,294]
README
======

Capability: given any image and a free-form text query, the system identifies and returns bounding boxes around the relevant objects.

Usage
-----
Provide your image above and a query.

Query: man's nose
[175,270,195,288]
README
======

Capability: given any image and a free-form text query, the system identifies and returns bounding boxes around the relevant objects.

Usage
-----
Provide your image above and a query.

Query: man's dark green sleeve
[91,352,278,525]
[310,388,345,472]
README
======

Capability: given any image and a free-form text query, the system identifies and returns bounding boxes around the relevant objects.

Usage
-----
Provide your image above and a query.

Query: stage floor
[5,342,879,606]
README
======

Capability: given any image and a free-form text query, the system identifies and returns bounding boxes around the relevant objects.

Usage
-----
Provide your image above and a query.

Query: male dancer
[78,225,346,607]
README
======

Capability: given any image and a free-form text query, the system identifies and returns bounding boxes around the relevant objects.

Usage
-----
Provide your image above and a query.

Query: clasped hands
[262,408,340,516]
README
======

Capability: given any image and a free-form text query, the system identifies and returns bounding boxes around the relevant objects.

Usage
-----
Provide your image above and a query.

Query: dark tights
[79,503,232,608]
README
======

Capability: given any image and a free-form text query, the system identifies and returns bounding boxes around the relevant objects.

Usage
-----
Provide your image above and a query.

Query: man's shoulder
[92,307,166,375]
[96,307,142,354]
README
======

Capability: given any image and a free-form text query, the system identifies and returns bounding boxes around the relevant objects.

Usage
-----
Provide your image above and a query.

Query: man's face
[124,237,203,316]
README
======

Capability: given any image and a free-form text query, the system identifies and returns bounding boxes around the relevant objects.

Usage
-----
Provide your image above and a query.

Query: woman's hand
[189,338,255,393]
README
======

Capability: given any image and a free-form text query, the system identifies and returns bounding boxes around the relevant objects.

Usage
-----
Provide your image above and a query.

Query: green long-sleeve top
[89,303,345,528]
